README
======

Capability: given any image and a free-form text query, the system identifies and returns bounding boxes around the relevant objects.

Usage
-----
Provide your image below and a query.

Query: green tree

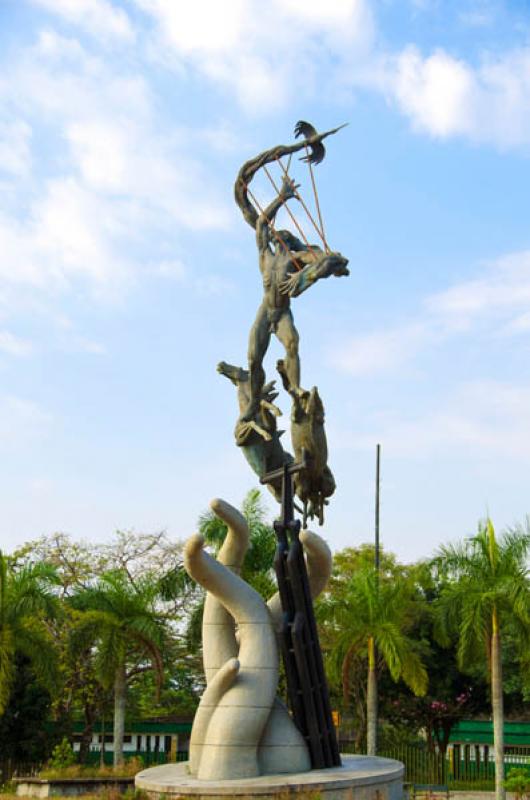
[0,551,59,714]
[14,529,192,757]
[380,558,489,756]
[0,655,59,779]
[434,520,530,800]
[52,606,109,763]
[319,547,427,755]
[70,570,167,766]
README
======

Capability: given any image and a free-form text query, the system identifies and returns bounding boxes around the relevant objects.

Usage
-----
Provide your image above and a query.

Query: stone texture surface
[135,754,404,800]
[184,533,279,780]
[258,698,311,774]
[184,498,334,781]
[202,499,248,685]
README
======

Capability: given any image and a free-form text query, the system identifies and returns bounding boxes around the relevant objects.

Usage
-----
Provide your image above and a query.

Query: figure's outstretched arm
[279,251,349,298]
[256,176,299,252]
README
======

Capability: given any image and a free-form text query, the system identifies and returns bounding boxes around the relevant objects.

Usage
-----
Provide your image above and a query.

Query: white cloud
[64,118,227,231]
[0,331,33,356]
[155,259,235,296]
[133,0,374,112]
[156,260,187,280]
[391,47,474,138]
[0,30,231,305]
[348,380,530,460]
[0,120,32,176]
[330,322,429,376]
[387,45,530,147]
[459,10,495,28]
[458,0,497,28]
[0,395,51,447]
[426,250,530,322]
[505,312,530,334]
[0,178,130,293]
[126,0,530,149]
[65,336,107,354]
[31,0,135,43]
[332,250,530,376]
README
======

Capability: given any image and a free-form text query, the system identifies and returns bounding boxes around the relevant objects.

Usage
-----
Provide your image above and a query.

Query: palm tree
[70,570,167,766]
[0,551,59,714]
[434,520,530,800]
[319,553,427,755]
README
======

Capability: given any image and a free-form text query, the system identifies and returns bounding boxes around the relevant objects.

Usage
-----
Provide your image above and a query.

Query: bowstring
[276,156,329,253]
[304,143,330,254]
[262,164,320,262]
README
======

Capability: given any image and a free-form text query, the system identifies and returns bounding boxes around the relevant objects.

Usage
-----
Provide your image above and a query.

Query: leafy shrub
[48,738,76,771]
[504,768,530,800]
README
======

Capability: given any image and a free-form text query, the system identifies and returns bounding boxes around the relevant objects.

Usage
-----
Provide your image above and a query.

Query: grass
[39,758,143,780]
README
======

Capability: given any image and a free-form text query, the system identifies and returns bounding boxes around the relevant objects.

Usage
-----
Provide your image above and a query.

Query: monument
[136,123,403,799]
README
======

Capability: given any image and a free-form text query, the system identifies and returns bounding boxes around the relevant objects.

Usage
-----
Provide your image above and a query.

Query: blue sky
[1,0,530,562]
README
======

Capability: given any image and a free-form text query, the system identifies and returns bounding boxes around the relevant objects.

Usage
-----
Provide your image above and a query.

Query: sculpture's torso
[259,247,294,316]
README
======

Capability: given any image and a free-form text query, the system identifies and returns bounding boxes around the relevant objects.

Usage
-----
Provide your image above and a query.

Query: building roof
[449,720,530,746]
[72,717,193,735]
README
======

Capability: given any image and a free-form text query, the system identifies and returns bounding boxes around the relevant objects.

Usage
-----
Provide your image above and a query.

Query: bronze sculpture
[221,121,348,525]
[243,174,349,423]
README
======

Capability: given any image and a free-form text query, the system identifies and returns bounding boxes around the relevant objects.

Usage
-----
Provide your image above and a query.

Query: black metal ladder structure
[261,455,341,769]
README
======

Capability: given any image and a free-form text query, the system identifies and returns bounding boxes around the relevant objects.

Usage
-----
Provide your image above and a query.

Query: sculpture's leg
[262,529,332,773]
[276,309,301,394]
[184,534,278,781]
[202,498,249,684]
[243,302,271,421]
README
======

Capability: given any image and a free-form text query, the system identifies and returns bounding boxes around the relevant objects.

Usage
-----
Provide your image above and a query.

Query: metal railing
[340,743,530,790]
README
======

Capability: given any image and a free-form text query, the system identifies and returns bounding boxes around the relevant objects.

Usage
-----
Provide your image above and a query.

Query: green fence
[341,744,530,790]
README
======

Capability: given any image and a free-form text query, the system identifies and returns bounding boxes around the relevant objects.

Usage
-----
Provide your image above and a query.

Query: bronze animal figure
[277,359,336,526]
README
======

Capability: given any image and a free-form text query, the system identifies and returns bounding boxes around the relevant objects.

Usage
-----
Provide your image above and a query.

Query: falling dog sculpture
[277,359,336,526]
[183,497,332,781]
[218,359,335,525]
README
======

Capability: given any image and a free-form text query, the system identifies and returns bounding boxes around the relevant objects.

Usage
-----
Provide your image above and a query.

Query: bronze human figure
[241,174,349,422]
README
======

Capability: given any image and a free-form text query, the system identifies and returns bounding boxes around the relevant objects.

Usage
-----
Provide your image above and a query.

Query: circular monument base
[135,755,403,800]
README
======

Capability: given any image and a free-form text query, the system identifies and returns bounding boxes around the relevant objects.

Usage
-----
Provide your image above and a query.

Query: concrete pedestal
[135,754,404,800]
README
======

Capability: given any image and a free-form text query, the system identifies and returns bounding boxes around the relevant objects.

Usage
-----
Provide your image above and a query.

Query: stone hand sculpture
[183,498,332,781]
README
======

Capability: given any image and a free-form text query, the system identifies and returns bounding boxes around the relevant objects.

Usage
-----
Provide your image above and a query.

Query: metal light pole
[375,443,381,577]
